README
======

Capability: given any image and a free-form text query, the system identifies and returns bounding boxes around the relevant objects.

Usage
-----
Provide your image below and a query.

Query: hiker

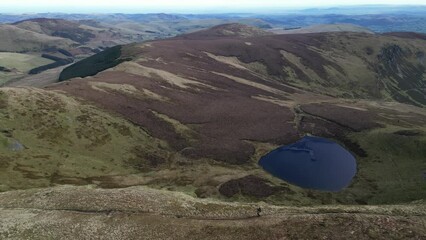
[257,207,262,217]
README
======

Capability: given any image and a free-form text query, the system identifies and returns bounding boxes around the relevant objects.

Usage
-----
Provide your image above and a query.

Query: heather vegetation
[0,9,425,238]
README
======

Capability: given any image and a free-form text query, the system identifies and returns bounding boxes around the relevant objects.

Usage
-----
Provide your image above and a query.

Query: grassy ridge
[1,185,426,239]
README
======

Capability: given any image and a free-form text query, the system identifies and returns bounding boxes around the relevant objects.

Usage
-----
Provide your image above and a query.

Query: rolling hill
[0,16,394,87]
[13,18,97,44]
[0,24,75,52]
[11,18,145,51]
[1,23,426,238]
[177,23,273,39]
[2,17,259,87]
[61,25,426,106]
[51,24,426,205]
[0,18,155,86]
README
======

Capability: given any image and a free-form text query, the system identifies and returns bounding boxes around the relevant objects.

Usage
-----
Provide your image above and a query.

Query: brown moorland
[46,24,426,205]
[1,24,426,239]
[52,25,425,165]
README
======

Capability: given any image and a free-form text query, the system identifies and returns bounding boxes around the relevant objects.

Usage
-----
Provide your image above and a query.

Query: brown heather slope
[49,24,426,205]
[172,29,426,106]
[1,25,426,239]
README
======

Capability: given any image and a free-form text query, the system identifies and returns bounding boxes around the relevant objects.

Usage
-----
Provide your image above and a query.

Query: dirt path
[1,205,425,240]
[0,186,425,239]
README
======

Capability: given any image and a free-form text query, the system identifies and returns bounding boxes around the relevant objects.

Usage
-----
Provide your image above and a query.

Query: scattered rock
[8,139,25,151]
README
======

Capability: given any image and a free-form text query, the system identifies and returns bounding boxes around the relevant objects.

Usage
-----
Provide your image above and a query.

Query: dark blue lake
[259,136,357,192]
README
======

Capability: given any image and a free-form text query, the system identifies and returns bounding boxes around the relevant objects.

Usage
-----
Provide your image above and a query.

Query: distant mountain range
[1,5,425,33]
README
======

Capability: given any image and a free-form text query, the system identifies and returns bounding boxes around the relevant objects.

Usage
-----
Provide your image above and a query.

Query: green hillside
[0,87,168,192]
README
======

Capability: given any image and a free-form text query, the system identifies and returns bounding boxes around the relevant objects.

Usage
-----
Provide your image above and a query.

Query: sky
[2,0,426,14]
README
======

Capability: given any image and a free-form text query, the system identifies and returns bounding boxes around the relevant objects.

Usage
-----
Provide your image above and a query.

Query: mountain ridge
[60,26,426,107]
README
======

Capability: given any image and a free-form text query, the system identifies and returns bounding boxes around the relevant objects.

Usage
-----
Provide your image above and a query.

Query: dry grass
[89,81,168,101]
[0,185,425,239]
[212,71,287,95]
[113,61,216,90]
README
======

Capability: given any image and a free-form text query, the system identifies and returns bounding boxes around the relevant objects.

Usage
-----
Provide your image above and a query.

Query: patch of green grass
[0,72,21,85]
[0,52,53,72]
[0,88,168,191]
[0,52,54,85]
[348,128,426,204]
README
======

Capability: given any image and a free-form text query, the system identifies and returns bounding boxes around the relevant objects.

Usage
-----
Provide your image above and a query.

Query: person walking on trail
[257,207,262,217]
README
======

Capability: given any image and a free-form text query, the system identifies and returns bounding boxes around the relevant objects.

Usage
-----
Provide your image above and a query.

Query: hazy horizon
[1,1,426,14]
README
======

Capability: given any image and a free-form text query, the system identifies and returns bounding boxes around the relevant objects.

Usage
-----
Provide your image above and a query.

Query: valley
[0,7,425,239]
[1,24,425,205]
